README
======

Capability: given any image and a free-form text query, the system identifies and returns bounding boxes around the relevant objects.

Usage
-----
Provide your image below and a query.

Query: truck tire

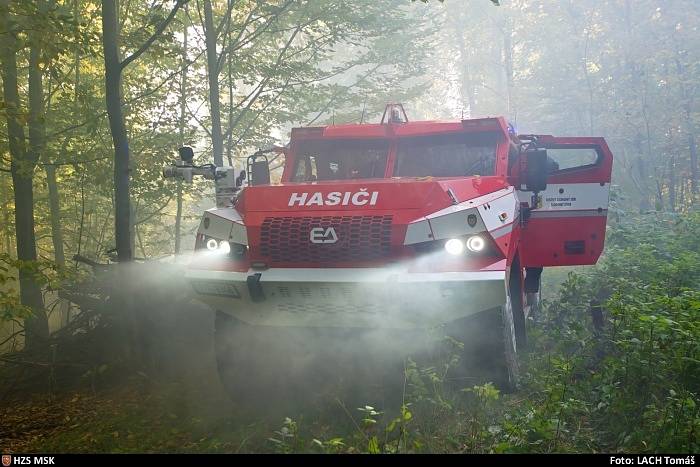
[214,312,396,413]
[499,295,520,391]
[214,311,301,414]
[447,298,520,392]
[510,258,528,351]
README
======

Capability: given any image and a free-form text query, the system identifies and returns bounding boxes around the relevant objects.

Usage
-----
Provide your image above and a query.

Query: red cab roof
[290,117,510,141]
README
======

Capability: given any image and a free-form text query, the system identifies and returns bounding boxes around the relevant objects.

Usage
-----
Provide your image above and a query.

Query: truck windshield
[292,139,389,182]
[395,132,498,177]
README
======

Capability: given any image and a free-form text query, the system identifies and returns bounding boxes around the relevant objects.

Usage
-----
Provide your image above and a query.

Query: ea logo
[310,227,338,244]
[2,455,11,467]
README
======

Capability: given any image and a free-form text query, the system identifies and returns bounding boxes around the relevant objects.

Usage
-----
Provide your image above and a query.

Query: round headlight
[218,240,231,254]
[466,235,485,252]
[444,238,465,255]
[206,238,219,251]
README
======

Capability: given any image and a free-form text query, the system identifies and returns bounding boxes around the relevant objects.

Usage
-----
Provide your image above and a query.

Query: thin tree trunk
[655,178,665,212]
[204,0,224,166]
[74,0,80,104]
[1,177,12,255]
[102,0,132,262]
[450,11,476,117]
[674,56,698,196]
[45,165,65,266]
[129,201,136,256]
[678,177,686,211]
[41,0,69,325]
[175,6,188,254]
[636,156,651,212]
[225,0,234,166]
[1,0,48,348]
[668,156,676,212]
[502,10,515,120]
[689,134,698,196]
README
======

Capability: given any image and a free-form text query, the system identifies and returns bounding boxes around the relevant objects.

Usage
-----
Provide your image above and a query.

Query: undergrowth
[9,212,699,453]
[265,212,700,453]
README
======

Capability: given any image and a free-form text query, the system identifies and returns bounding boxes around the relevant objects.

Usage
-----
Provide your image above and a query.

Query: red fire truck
[164,104,613,401]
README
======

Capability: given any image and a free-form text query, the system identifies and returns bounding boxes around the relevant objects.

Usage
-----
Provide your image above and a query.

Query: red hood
[236,176,509,217]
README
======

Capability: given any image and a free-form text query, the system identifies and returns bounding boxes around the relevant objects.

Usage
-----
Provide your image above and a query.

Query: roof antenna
[360,97,367,124]
[461,108,464,119]
[332,109,335,125]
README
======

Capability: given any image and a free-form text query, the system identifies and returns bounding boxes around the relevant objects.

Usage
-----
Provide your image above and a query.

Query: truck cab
[166,104,613,398]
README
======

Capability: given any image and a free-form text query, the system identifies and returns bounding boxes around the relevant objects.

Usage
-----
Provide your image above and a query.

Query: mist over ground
[1,0,699,454]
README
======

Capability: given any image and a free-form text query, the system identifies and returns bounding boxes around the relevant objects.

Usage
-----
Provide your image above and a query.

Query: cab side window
[545,147,599,171]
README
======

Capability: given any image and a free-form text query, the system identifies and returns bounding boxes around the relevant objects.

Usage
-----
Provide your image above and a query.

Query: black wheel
[509,258,528,350]
[499,295,520,391]
[446,297,520,392]
[214,311,307,414]
[214,312,402,414]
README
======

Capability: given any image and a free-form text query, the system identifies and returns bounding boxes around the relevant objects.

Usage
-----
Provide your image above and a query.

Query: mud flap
[246,273,265,302]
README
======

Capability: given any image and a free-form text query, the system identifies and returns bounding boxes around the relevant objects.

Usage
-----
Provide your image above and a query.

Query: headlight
[198,235,246,259]
[414,233,496,258]
[466,235,485,252]
[444,238,465,255]
[206,239,230,254]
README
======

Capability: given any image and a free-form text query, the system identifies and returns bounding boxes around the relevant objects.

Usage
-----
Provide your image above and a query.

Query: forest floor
[0,299,370,454]
[1,269,578,454]
[1,378,278,453]
[3,233,696,454]
[1,351,400,453]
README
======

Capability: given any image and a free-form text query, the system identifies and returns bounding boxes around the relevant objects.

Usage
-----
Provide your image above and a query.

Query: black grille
[259,215,392,263]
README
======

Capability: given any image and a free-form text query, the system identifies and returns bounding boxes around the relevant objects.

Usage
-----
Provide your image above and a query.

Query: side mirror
[247,153,270,186]
[521,149,549,192]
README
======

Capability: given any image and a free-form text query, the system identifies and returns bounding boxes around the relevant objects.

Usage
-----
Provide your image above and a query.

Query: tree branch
[120,0,189,70]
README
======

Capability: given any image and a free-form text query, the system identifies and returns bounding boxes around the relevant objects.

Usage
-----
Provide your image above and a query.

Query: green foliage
[16,214,699,453]
[0,253,81,322]
[259,213,699,453]
[0,256,32,322]
[499,212,700,453]
[511,213,696,452]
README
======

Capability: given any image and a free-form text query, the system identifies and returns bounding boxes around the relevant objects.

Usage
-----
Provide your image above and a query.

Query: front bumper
[186,267,507,329]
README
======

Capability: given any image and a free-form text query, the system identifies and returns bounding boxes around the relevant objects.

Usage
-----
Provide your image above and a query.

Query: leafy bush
[267,212,699,453]
[503,212,700,453]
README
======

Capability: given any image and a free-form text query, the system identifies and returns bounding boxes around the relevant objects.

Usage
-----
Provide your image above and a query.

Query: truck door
[517,136,613,267]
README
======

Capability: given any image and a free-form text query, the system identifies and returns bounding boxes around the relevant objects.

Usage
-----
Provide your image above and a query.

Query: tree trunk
[225,0,234,166]
[32,0,65,271]
[203,0,224,166]
[689,134,698,196]
[450,12,476,117]
[102,0,132,262]
[655,178,665,212]
[502,11,515,120]
[45,164,70,325]
[175,6,188,254]
[74,0,80,104]
[1,0,48,348]
[1,177,12,255]
[668,156,676,212]
[674,56,698,196]
[45,167,66,269]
